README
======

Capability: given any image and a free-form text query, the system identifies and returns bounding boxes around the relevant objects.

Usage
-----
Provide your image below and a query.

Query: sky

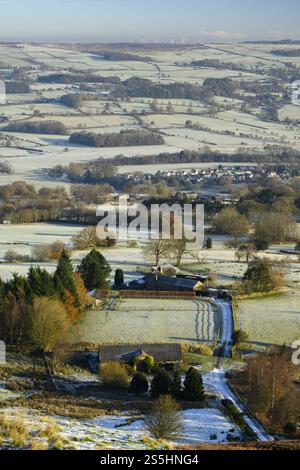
[0,0,299,43]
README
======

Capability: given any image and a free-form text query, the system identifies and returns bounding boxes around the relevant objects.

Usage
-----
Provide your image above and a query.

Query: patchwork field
[80,298,219,345]
[0,42,300,190]
[238,291,300,347]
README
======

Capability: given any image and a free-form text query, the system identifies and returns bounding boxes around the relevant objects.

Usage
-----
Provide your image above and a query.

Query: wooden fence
[119,290,196,299]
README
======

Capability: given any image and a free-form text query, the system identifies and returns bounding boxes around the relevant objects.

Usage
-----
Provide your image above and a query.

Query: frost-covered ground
[238,291,300,347]
[0,223,299,290]
[80,298,218,344]
[0,222,147,281]
[203,369,273,442]
[100,408,241,446]
[1,43,300,192]
[0,406,242,450]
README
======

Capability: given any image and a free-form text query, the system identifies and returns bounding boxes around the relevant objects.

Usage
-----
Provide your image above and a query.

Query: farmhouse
[88,289,107,308]
[128,273,203,293]
[99,343,183,364]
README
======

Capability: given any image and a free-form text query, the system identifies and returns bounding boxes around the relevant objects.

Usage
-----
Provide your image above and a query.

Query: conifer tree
[78,249,111,290]
[183,367,205,401]
[27,267,55,298]
[114,269,124,287]
[55,249,80,308]
[171,371,182,400]
[151,369,172,398]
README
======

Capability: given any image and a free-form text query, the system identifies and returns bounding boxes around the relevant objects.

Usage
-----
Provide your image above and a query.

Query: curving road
[201,298,273,442]
[203,368,274,442]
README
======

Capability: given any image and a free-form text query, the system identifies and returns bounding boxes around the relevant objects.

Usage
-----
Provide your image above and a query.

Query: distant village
[121,164,300,189]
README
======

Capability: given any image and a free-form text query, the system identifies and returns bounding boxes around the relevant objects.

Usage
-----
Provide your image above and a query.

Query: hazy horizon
[0,0,299,43]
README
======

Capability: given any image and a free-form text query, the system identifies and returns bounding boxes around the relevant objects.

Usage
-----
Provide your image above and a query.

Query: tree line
[59,93,97,109]
[0,182,102,224]
[6,81,31,94]
[231,348,300,436]
[69,130,164,147]
[4,120,67,135]
[74,147,300,168]
[111,76,239,101]
[0,248,111,350]
[38,73,121,85]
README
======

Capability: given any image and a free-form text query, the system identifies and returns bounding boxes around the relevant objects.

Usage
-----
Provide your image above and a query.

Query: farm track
[203,369,274,442]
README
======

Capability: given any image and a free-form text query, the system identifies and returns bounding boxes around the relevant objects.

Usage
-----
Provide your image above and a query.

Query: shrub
[127,241,138,248]
[221,399,257,440]
[233,329,248,348]
[129,372,149,394]
[284,422,297,435]
[30,439,49,450]
[254,238,269,251]
[145,395,183,440]
[206,237,213,250]
[151,369,172,398]
[114,269,124,287]
[143,355,155,374]
[189,344,213,357]
[40,422,61,442]
[4,249,30,263]
[0,414,30,448]
[242,258,283,293]
[100,361,129,390]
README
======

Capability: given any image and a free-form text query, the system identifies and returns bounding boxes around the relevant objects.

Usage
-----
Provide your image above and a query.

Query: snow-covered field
[0,406,241,450]
[106,408,241,446]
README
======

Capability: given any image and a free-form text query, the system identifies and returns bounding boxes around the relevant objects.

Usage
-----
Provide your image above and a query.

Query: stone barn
[99,343,183,365]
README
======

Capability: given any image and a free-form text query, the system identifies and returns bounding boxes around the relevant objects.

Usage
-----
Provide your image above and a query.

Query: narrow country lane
[203,369,274,442]
[212,299,234,358]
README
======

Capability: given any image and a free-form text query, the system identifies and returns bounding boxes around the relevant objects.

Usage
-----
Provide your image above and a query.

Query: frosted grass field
[0,223,85,248]
[0,223,147,281]
[238,291,300,347]
[80,298,219,344]
[279,104,300,121]
[117,409,241,445]
[0,223,85,280]
[0,406,241,449]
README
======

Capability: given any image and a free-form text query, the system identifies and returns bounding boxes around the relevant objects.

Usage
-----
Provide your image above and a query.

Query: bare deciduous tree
[143,240,169,266]
[145,395,183,440]
[167,238,189,267]
[212,207,250,241]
